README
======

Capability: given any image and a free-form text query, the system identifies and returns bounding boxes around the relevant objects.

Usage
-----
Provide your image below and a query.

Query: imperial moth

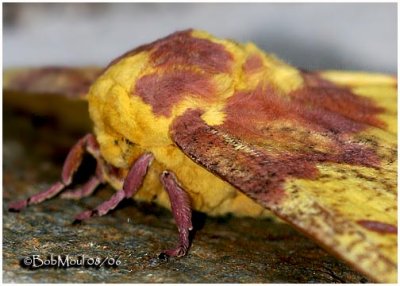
[4,30,397,283]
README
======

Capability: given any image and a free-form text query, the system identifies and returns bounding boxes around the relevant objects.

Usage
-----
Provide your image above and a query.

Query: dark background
[3,3,397,73]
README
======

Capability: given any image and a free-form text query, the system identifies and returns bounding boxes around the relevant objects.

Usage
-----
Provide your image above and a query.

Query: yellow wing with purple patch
[3,67,101,133]
[3,67,101,98]
[170,71,397,283]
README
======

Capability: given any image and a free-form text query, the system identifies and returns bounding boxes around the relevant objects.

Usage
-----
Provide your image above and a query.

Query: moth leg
[74,153,153,222]
[8,133,100,212]
[60,164,104,200]
[159,170,193,257]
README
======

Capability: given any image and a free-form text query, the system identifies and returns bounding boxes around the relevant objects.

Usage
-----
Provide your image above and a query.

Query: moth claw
[74,210,94,222]
[158,252,170,262]
[161,246,188,258]
[72,219,82,225]
[8,200,27,212]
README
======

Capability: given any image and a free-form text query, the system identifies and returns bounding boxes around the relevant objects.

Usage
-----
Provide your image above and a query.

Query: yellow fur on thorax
[88,30,396,218]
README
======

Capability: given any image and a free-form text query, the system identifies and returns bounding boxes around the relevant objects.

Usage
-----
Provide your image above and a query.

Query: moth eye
[123,138,135,146]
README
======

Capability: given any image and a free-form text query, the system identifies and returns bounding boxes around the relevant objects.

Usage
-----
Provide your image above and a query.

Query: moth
[5,30,397,283]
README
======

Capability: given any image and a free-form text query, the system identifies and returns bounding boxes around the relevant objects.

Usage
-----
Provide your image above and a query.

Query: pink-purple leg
[60,176,102,200]
[74,153,154,222]
[160,170,193,257]
[60,164,104,200]
[8,133,99,212]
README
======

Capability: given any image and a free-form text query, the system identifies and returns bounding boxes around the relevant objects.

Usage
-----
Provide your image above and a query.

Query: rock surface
[3,109,368,283]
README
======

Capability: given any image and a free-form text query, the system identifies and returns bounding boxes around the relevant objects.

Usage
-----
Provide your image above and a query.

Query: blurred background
[3,3,397,73]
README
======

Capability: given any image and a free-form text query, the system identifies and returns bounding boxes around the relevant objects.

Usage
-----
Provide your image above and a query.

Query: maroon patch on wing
[149,30,233,73]
[134,70,214,116]
[204,82,384,199]
[244,54,263,73]
[223,85,383,136]
[170,109,308,205]
[298,71,385,129]
[290,87,385,131]
[357,220,397,234]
